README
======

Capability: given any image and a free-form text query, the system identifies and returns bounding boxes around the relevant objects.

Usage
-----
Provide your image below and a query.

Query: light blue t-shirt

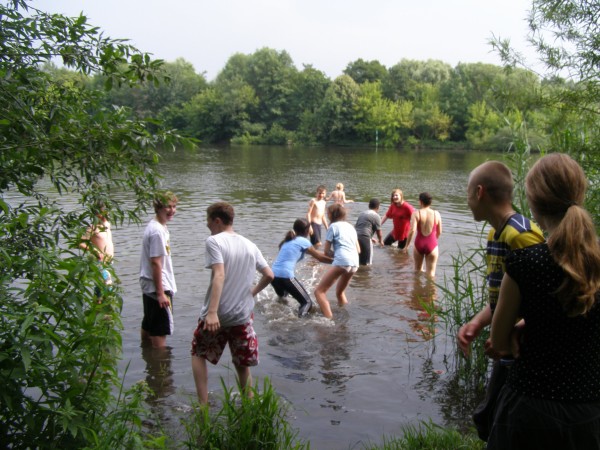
[272,236,312,279]
[326,221,359,267]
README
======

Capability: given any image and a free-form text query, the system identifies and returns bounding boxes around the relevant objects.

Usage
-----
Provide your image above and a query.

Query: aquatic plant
[182,377,309,450]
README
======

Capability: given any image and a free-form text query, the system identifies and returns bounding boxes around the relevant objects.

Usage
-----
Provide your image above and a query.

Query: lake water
[114,145,499,449]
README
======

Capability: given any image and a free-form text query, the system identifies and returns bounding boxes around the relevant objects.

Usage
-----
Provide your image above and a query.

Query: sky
[34,0,536,81]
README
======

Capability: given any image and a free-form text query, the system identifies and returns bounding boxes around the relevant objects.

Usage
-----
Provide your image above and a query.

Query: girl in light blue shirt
[271,219,332,317]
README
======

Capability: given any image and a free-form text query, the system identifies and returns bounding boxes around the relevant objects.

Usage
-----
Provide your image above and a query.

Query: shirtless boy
[328,183,354,205]
[80,202,115,300]
[307,185,328,248]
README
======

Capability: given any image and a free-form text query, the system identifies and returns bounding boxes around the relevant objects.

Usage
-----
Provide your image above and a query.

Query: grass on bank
[179,377,483,450]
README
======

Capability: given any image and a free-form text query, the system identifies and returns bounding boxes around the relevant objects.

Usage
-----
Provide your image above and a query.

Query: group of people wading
[124,153,600,449]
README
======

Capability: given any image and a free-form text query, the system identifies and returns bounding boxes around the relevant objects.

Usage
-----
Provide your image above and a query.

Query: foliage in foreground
[182,377,309,450]
[363,420,484,450]
[0,1,188,447]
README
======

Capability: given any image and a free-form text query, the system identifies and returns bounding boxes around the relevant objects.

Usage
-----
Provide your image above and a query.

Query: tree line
[45,48,596,151]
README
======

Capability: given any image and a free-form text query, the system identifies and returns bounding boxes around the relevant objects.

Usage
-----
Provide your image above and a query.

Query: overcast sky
[34,0,535,81]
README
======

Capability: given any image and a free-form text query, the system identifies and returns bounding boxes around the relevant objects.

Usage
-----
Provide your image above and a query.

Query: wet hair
[316,185,326,194]
[419,192,433,206]
[328,203,347,223]
[368,198,380,209]
[470,161,513,204]
[153,190,178,213]
[390,189,403,203]
[206,202,235,225]
[525,153,600,316]
[279,218,311,249]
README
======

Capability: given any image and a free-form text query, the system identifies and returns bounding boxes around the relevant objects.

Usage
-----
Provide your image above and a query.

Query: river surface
[113,145,499,449]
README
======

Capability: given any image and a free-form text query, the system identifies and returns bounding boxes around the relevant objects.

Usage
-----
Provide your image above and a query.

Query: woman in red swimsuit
[412,192,443,278]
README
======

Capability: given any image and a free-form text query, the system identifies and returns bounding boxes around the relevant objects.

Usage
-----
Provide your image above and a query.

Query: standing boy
[354,198,384,265]
[307,185,328,248]
[140,191,178,349]
[191,202,274,404]
[457,161,543,441]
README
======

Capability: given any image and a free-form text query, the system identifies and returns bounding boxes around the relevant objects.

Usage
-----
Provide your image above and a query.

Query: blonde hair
[336,183,344,190]
[525,153,600,316]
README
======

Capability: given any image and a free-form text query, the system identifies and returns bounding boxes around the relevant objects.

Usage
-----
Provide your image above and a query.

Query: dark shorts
[141,291,174,336]
[384,232,407,249]
[191,318,259,367]
[310,222,324,245]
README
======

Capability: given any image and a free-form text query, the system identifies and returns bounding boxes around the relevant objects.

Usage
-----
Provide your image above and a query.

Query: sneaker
[298,299,313,318]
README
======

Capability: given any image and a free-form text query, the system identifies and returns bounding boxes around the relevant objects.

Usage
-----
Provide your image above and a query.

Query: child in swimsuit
[412,192,442,278]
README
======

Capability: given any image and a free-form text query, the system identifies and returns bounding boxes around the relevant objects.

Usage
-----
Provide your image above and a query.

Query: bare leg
[235,364,253,399]
[335,271,354,306]
[314,267,343,319]
[425,246,439,278]
[141,329,167,348]
[413,249,425,273]
[192,355,209,404]
[150,335,167,348]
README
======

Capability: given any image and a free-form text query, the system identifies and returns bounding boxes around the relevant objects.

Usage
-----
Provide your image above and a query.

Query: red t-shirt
[385,201,414,241]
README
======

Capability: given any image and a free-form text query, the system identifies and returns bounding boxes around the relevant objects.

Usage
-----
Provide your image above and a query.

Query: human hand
[203,311,220,333]
[457,321,482,357]
[510,321,525,359]
[157,292,171,309]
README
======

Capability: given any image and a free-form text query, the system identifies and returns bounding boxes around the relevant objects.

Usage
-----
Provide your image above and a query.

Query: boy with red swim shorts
[191,202,274,404]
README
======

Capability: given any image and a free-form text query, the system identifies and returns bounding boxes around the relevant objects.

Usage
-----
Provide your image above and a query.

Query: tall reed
[182,377,309,450]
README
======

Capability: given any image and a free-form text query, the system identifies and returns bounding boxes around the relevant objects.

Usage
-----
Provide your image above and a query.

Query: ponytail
[526,153,600,316]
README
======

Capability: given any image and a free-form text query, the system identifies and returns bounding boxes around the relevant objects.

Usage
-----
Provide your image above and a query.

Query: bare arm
[457,304,493,357]
[436,211,442,238]
[323,240,333,258]
[490,273,522,357]
[151,256,171,309]
[251,266,274,297]
[306,246,333,264]
[204,263,225,331]
[374,229,384,246]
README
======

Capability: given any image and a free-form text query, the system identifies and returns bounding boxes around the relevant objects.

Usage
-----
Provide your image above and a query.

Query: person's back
[355,209,380,238]
[201,231,264,327]
[503,243,600,401]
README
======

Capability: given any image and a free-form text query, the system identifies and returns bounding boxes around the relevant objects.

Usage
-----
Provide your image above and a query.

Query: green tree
[182,77,258,142]
[314,74,361,143]
[287,64,331,131]
[438,62,504,140]
[465,100,503,147]
[0,2,186,447]
[383,59,452,102]
[344,58,388,84]
[354,81,414,147]
[492,0,600,222]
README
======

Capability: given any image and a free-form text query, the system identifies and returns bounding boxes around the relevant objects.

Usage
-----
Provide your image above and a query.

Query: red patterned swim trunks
[191,318,259,366]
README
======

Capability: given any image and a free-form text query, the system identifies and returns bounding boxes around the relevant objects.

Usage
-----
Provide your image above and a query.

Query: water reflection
[141,344,175,404]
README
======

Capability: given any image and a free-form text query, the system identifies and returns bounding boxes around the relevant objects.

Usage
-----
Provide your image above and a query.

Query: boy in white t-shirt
[139,191,178,349]
[191,202,274,404]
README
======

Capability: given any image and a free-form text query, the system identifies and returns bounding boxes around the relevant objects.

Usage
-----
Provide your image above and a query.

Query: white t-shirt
[326,221,359,267]
[139,219,177,295]
[201,231,268,327]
